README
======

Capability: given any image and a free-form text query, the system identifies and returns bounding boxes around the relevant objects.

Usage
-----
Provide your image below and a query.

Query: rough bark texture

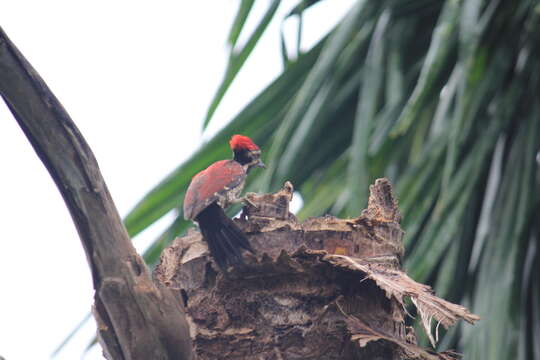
[0,27,192,360]
[155,180,479,360]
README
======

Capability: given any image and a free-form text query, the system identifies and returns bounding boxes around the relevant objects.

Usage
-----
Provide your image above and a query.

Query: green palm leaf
[61,0,540,358]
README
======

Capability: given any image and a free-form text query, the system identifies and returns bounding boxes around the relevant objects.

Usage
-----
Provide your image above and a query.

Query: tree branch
[0,26,192,360]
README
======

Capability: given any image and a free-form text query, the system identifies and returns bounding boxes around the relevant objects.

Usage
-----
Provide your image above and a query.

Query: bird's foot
[232,193,258,209]
[243,192,258,208]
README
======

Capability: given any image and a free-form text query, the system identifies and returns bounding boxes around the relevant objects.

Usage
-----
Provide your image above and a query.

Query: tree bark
[0,27,192,360]
[155,180,479,360]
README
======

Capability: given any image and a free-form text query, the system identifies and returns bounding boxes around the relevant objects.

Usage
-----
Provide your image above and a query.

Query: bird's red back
[183,160,246,220]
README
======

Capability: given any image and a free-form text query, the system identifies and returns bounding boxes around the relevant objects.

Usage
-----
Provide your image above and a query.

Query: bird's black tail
[195,203,254,269]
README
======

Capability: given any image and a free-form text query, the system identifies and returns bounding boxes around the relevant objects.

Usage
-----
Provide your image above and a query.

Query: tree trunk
[155,179,479,359]
[0,27,192,360]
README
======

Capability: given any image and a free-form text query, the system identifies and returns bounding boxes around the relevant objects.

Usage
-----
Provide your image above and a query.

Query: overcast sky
[0,1,354,359]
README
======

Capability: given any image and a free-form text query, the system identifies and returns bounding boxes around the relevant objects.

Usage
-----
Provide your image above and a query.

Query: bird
[183,134,265,269]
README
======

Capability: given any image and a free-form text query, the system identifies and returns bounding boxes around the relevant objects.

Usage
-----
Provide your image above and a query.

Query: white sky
[0,1,354,359]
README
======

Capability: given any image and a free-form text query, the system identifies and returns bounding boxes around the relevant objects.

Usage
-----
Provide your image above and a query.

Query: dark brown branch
[0,27,192,360]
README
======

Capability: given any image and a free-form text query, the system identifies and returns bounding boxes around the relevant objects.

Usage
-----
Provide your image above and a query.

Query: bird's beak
[257,159,266,169]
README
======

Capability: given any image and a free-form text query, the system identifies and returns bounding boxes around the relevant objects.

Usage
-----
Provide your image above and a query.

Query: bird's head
[229,134,265,171]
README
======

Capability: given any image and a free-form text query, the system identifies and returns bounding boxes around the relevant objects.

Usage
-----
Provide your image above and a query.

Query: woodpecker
[183,135,265,269]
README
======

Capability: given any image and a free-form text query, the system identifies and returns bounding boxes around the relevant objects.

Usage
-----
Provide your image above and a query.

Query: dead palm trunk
[155,180,479,359]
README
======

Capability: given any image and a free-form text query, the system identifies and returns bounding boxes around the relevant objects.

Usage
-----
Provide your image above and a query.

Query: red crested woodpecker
[183,135,265,269]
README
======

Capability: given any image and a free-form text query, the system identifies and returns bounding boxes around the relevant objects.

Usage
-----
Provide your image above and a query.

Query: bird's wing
[183,160,246,220]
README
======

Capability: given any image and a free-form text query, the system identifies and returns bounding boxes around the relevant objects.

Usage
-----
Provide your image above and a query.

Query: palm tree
[124,1,540,358]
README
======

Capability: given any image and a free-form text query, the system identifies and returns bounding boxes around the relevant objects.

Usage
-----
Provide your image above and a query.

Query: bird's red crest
[229,134,259,151]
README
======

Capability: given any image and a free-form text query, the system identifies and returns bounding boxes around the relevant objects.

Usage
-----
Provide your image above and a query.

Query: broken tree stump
[154,178,479,360]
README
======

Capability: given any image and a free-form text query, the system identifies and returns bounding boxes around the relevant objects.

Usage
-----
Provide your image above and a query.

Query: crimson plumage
[183,135,264,269]
[183,160,245,220]
[229,134,260,151]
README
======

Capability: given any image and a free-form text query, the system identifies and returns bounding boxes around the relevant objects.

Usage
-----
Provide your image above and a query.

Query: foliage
[84,0,540,358]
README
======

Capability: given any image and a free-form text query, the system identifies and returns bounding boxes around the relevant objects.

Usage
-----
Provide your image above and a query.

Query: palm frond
[121,0,540,358]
